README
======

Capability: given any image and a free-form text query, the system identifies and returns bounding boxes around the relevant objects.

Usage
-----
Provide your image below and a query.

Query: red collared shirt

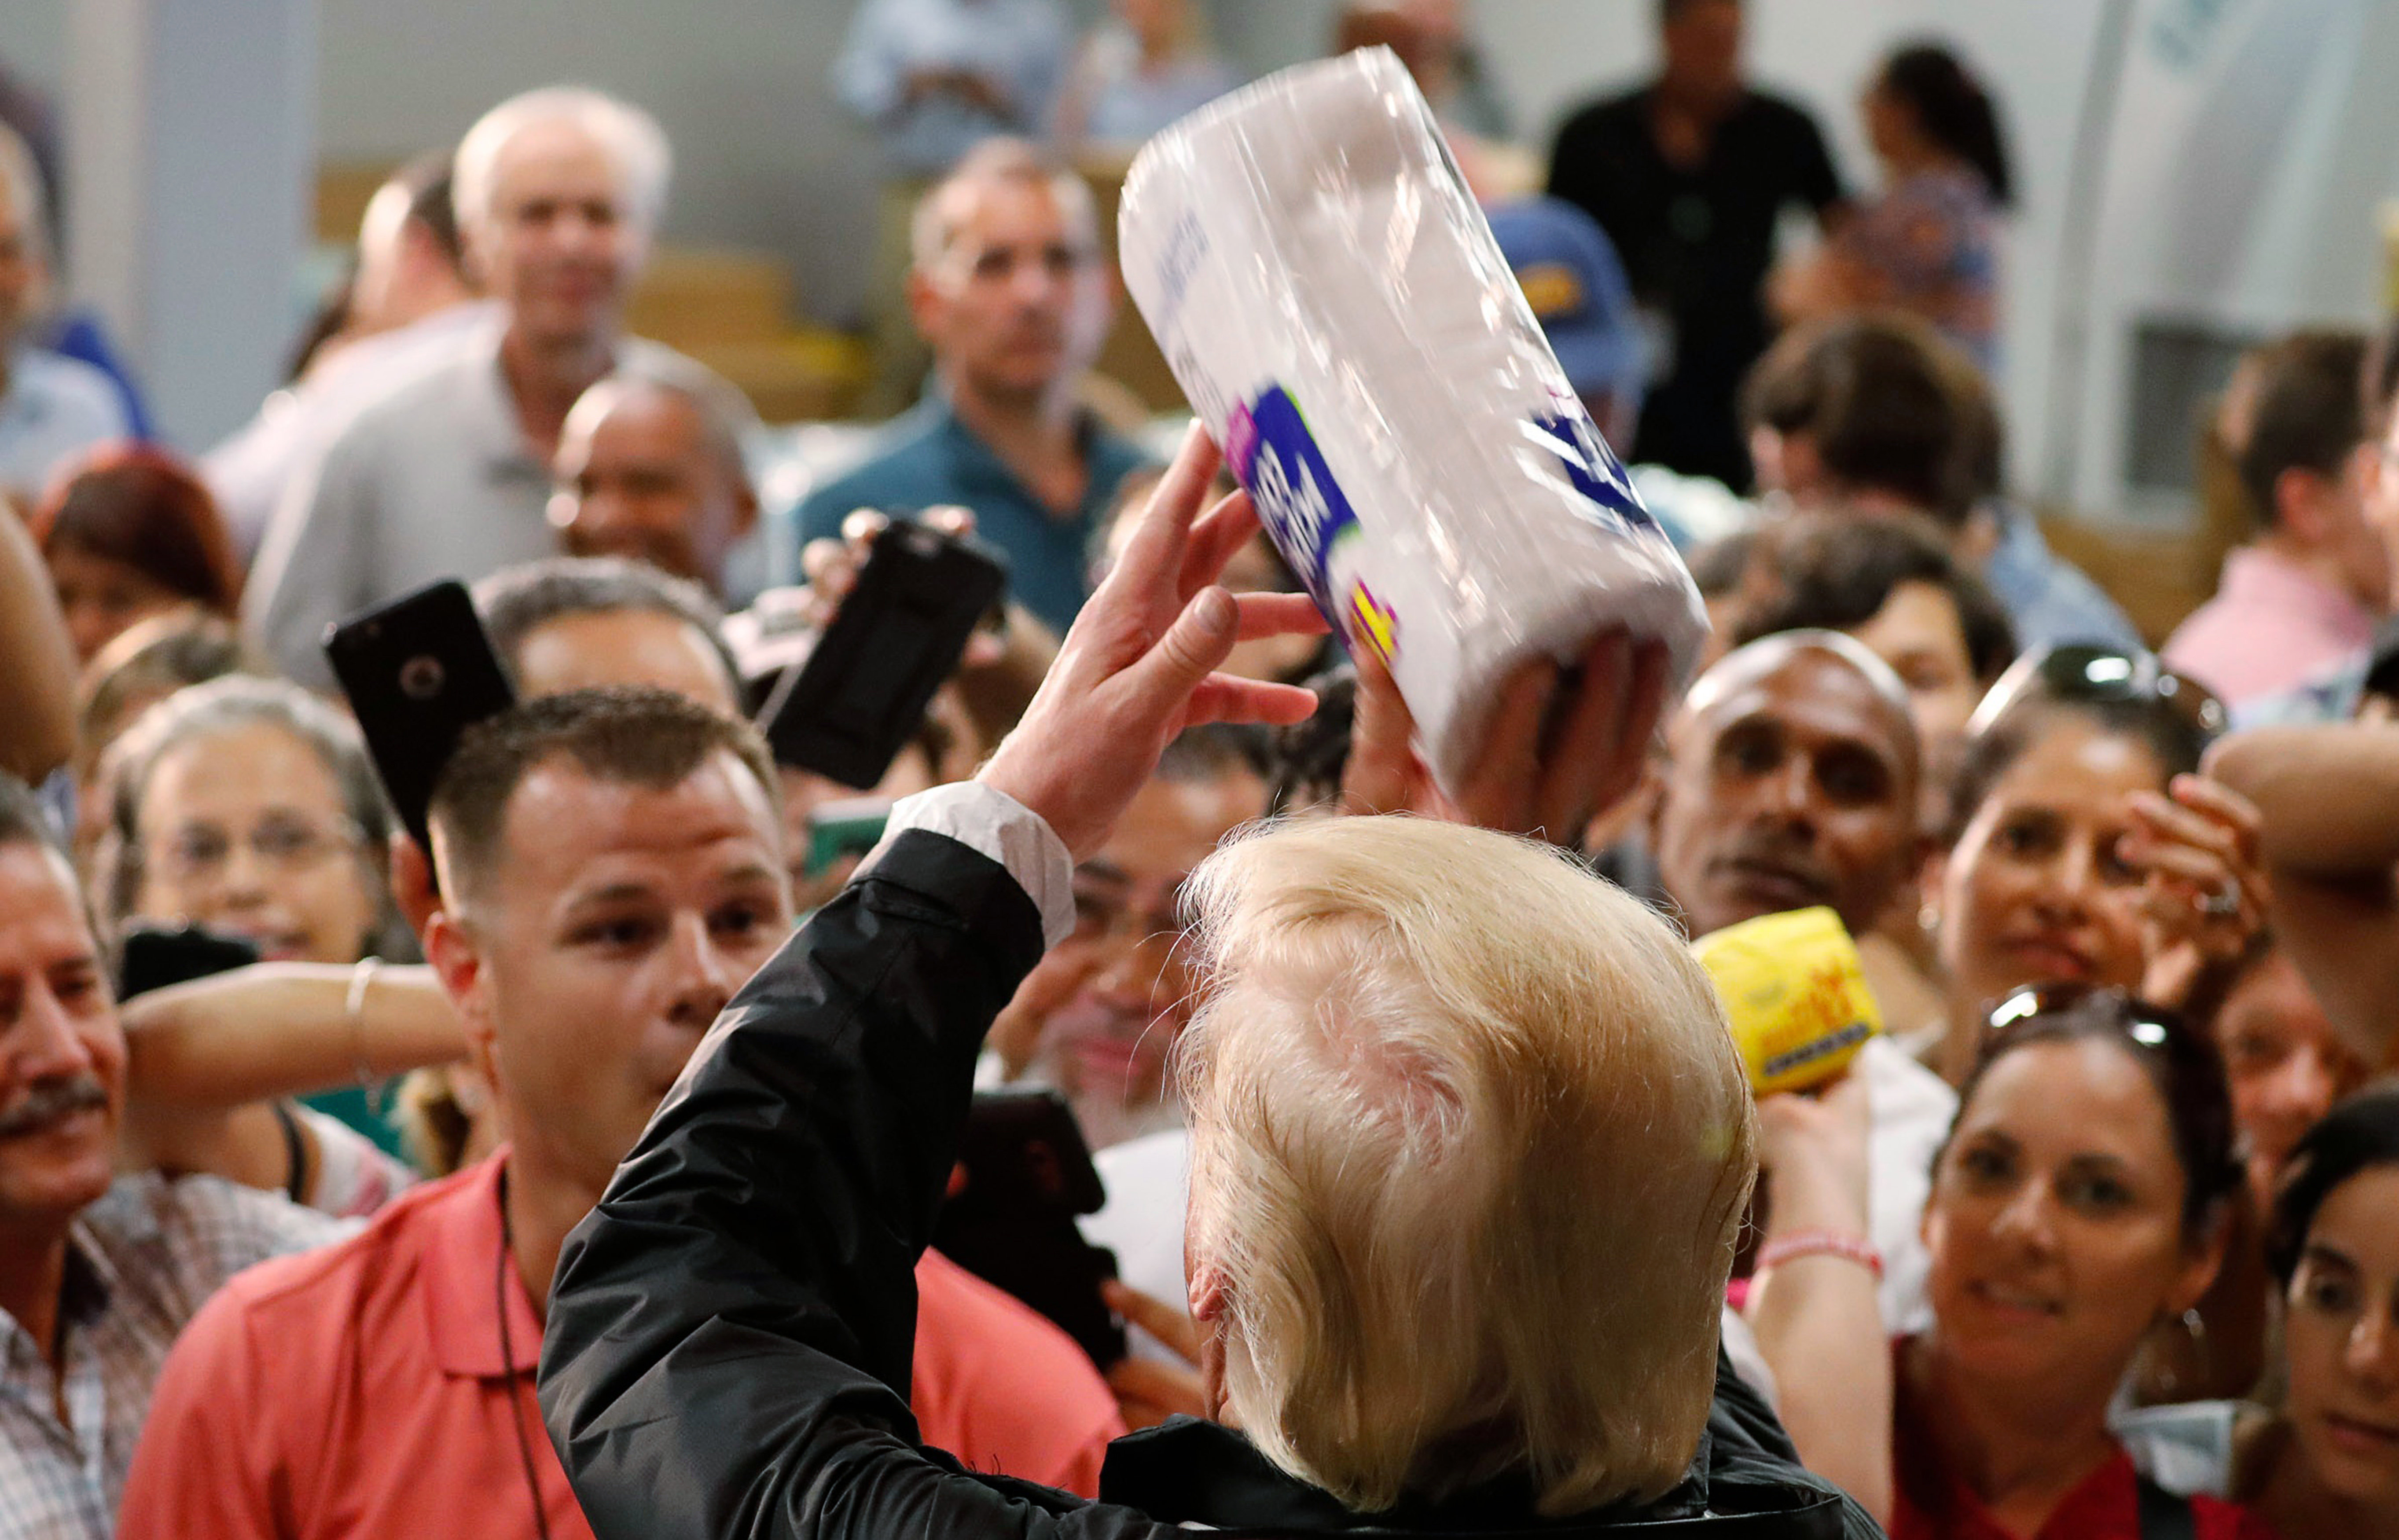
[117,1154,1123,1537]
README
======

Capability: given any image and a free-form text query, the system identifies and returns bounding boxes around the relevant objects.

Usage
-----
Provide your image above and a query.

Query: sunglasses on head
[1965,644,2227,742]
[1981,981,2188,1053]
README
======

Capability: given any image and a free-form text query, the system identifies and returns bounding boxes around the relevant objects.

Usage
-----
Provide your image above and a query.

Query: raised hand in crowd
[2207,721,2399,1071]
[2123,772,2269,1017]
[979,424,1323,860]
[1341,629,1669,842]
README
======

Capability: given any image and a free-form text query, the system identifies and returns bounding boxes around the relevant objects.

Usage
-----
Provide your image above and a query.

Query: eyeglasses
[1965,644,2227,742]
[146,814,363,886]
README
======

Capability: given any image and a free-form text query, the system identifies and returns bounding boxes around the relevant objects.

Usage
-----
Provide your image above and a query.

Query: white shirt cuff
[867,781,1076,949]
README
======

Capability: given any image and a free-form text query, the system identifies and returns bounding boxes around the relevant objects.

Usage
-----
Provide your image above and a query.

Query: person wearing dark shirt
[1547,0,1844,489]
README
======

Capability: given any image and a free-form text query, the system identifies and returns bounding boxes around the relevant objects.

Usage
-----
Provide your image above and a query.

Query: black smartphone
[757,520,1006,789]
[932,1089,1128,1368]
[323,580,517,848]
[118,922,260,1001]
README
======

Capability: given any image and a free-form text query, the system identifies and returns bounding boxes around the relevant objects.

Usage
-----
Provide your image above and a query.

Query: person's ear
[905,266,943,345]
[388,832,440,941]
[2168,1205,2233,1318]
[2275,467,2333,546]
[1955,507,2003,570]
[422,908,502,1093]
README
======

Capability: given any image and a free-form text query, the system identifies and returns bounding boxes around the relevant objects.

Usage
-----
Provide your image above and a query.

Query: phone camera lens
[399,655,447,700]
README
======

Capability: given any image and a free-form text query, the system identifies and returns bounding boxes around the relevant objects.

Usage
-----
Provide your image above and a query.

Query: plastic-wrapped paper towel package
[1117,47,1708,794]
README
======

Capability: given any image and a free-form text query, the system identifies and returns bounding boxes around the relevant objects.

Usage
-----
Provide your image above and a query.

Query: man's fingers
[1102,1280,1205,1364]
[920,504,976,539]
[1459,658,1556,829]
[1232,592,1330,641]
[1536,631,1633,835]
[1106,425,1221,597]
[1121,585,1242,711]
[1179,488,1262,600]
[839,508,890,547]
[1343,647,1421,815]
[1184,674,1320,729]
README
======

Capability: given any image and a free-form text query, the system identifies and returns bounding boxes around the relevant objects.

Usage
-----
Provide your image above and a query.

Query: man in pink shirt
[116,689,1123,1538]
[2165,330,2389,706]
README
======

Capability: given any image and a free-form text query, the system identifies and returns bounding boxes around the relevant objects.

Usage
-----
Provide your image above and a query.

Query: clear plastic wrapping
[1117,47,1708,795]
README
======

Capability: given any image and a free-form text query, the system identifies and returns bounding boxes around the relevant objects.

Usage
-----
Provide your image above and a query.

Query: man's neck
[500,323,617,466]
[2254,530,2373,613]
[945,371,1088,513]
[0,1222,72,1376]
[503,1155,604,1324]
[1907,1333,2122,1516]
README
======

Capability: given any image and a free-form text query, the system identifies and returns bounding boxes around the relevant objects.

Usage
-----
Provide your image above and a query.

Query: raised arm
[2205,726,2399,1069]
[540,429,1321,1539]
[118,961,466,1203]
[0,501,78,784]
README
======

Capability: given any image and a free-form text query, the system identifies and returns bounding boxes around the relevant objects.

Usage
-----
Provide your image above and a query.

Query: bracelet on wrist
[1756,1229,1883,1280]
[345,957,382,1088]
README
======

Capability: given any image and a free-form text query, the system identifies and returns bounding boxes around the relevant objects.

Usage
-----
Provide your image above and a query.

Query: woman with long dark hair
[1776,40,2013,367]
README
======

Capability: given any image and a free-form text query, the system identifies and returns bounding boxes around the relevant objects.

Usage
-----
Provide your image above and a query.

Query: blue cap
[1486,196,1644,409]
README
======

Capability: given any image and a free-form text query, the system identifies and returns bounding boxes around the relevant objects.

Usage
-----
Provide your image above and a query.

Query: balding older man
[549,372,758,597]
[248,88,752,686]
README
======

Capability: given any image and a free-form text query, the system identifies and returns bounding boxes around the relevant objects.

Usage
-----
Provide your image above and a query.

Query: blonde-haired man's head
[1176,816,1756,1517]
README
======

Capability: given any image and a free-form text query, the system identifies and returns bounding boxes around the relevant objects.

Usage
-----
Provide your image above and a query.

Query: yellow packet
[1691,906,1882,1096]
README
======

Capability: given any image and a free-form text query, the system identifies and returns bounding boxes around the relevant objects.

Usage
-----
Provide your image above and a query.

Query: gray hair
[452,86,672,235]
[473,556,741,702]
[909,137,1097,274]
[97,676,396,946]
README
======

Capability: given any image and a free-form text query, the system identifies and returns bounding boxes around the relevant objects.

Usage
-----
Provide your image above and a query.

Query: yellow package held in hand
[1692,906,1882,1096]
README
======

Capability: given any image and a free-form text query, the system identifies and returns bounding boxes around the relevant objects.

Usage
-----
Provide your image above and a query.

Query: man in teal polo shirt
[798,139,1152,636]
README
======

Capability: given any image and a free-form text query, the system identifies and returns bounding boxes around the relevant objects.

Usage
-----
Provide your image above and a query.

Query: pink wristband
[1756,1230,1883,1280]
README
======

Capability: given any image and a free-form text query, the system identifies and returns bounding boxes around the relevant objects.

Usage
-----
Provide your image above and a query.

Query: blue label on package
[1228,386,1358,614]
[1532,408,1662,539]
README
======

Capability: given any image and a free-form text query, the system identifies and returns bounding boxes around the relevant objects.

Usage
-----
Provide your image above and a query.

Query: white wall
[4,0,2395,509]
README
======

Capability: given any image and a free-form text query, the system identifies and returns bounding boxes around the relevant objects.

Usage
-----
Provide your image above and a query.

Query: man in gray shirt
[246,86,746,686]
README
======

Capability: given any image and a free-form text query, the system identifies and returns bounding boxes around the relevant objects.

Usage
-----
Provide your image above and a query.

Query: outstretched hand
[1341,629,1668,846]
[978,426,1326,862]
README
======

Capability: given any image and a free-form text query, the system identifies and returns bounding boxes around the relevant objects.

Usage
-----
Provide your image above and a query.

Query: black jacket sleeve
[537,829,1168,1540]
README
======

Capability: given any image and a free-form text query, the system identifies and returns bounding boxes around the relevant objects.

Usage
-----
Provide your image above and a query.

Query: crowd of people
[0,1,2396,1538]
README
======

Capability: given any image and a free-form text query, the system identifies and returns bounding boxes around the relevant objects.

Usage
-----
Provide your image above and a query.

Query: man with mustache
[247,87,750,688]
[0,775,341,1537]
[795,138,1151,637]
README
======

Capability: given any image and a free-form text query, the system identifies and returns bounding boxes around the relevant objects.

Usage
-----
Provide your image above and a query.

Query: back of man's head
[426,686,778,908]
[2237,330,2367,524]
[1744,313,1980,527]
[1176,816,1755,1516]
[474,556,742,709]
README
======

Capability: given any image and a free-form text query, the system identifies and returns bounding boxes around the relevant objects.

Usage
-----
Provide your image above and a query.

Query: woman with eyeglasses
[94,675,432,1210]
[1921,646,2267,1090]
[1891,984,2272,1538]
[2113,1090,2399,1538]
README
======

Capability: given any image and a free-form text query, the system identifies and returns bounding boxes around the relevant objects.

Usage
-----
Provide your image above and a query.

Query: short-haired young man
[2165,329,2389,708]
[118,690,1127,1537]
